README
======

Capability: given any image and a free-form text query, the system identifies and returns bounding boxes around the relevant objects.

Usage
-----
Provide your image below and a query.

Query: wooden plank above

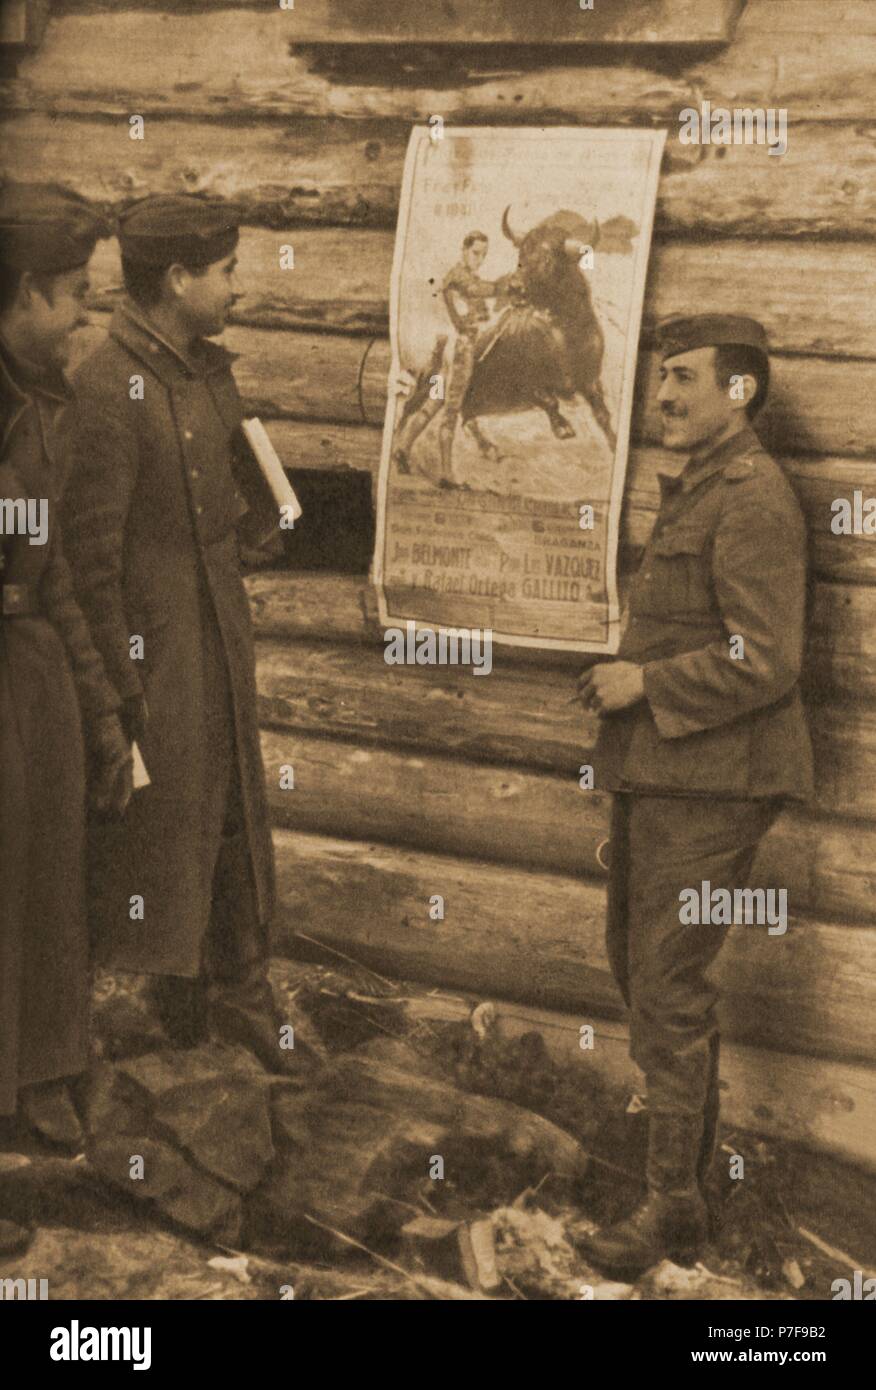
[50,0,745,45]
[10,8,874,123]
[2,20,697,121]
[4,114,875,239]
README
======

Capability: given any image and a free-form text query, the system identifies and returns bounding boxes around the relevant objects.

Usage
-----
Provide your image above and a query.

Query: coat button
[191,468,200,478]
[184,429,193,440]
[196,504,204,515]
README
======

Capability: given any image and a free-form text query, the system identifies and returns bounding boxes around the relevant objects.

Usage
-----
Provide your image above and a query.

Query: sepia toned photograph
[0,0,874,1361]
[375,124,664,651]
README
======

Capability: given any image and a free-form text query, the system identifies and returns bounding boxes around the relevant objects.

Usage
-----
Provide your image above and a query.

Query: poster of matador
[374,125,666,652]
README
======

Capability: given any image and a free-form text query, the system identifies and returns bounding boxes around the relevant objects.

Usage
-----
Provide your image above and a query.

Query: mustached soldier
[0,184,131,1156]
[576,315,813,1278]
[60,195,285,1069]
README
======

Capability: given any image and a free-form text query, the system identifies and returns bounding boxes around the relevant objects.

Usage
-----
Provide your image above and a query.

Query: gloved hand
[89,714,134,817]
[120,692,149,745]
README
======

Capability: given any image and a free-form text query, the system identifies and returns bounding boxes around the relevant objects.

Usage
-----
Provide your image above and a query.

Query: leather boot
[698,1037,720,1185]
[208,968,299,1077]
[149,974,208,1049]
[0,1219,33,1256]
[19,1079,85,1151]
[577,1110,709,1280]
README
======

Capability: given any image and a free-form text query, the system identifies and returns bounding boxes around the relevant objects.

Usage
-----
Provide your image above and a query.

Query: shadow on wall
[278,467,375,573]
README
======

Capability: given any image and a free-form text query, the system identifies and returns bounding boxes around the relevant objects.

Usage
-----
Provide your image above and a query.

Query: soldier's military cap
[117,194,241,269]
[0,181,107,273]
[656,313,769,360]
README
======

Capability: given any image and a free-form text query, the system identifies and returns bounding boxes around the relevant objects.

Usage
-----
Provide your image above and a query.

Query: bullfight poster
[373,125,666,653]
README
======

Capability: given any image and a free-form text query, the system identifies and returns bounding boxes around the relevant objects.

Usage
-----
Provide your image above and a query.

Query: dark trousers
[156,618,269,1019]
[606,793,781,1115]
[151,782,272,1032]
[199,598,268,991]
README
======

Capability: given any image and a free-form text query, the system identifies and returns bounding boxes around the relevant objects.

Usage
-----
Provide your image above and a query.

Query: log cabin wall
[3,0,875,1169]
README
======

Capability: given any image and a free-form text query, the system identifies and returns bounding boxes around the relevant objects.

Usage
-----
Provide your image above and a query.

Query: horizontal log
[262,726,610,881]
[87,230,876,360]
[257,638,602,776]
[15,7,876,122]
[2,12,699,120]
[809,704,876,821]
[73,313,876,464]
[247,570,374,642]
[248,566,876,705]
[403,990,876,1176]
[51,0,744,45]
[270,827,876,1064]
[689,32,876,124]
[249,419,381,478]
[739,0,876,33]
[3,112,874,238]
[258,721,876,917]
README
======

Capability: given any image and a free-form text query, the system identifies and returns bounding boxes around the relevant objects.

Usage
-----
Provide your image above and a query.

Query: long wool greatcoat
[0,345,120,1115]
[60,302,275,978]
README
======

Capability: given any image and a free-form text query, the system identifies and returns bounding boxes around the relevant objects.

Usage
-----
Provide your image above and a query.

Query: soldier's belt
[0,582,41,617]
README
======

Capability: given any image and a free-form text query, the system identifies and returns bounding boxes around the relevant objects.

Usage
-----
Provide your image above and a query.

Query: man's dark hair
[713,343,770,419]
[121,254,209,308]
[462,231,488,251]
[0,263,57,316]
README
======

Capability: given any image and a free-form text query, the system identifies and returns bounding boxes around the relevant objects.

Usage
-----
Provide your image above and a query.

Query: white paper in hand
[241,417,302,522]
[131,741,151,790]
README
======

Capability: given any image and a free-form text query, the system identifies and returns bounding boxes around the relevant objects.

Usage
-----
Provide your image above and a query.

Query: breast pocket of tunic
[639,523,714,619]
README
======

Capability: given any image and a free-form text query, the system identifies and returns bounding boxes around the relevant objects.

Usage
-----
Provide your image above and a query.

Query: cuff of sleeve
[642,661,705,740]
[113,667,145,702]
[87,711,127,758]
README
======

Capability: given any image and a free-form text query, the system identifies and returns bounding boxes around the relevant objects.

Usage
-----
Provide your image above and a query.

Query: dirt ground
[1,956,873,1302]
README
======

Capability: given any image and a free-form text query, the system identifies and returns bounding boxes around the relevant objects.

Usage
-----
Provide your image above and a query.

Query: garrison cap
[0,181,108,273]
[117,194,241,269]
[656,314,769,360]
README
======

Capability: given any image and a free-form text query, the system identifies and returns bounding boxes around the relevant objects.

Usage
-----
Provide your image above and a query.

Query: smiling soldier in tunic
[60,194,284,1069]
[576,314,813,1278]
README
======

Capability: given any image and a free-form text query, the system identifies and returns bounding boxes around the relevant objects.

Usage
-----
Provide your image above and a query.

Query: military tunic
[591,425,813,1114]
[0,344,121,1115]
[59,302,275,978]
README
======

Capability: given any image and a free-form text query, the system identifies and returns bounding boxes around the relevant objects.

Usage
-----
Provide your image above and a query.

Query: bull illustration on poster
[374,125,666,653]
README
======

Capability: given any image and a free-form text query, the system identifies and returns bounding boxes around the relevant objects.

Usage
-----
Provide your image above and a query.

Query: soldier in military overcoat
[60,195,283,1068]
[0,184,131,1152]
